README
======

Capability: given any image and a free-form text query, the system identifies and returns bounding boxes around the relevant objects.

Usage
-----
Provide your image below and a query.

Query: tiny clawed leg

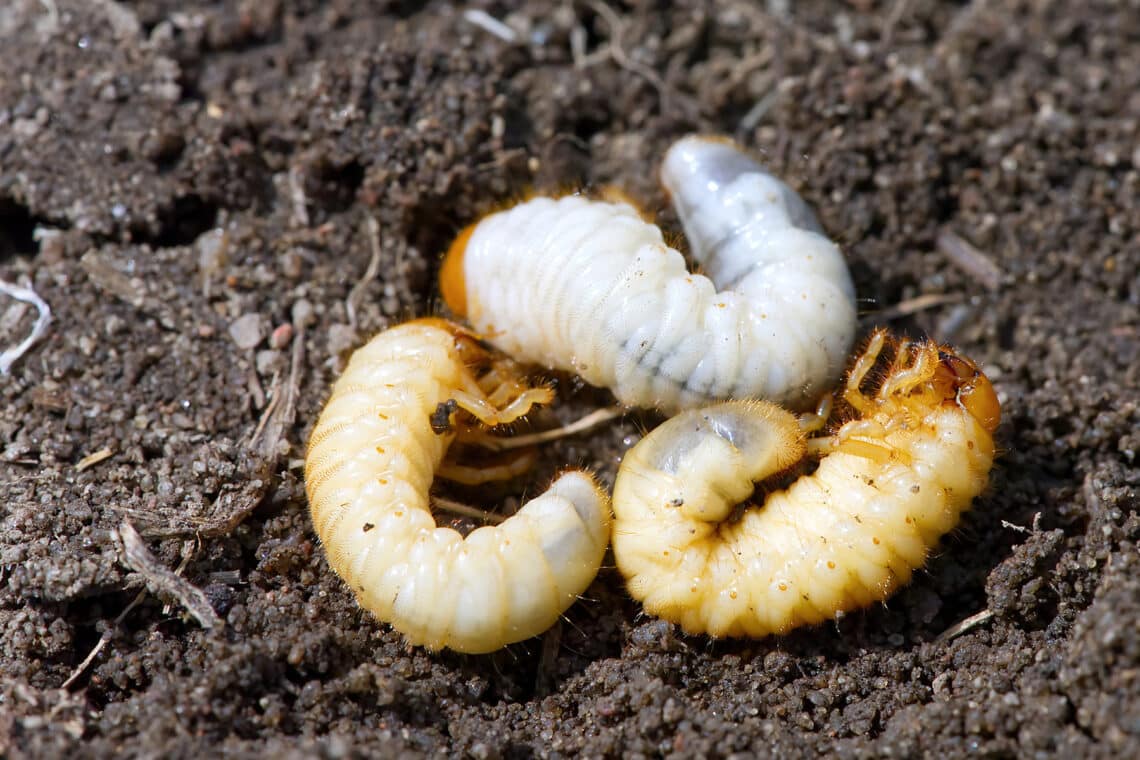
[807,414,898,464]
[446,385,553,429]
[446,389,506,427]
[879,342,935,399]
[431,495,506,524]
[844,331,887,412]
[806,435,839,457]
[479,364,531,406]
[478,356,552,407]
[438,448,539,485]
[494,387,555,425]
[798,393,834,434]
[807,434,896,464]
[837,436,898,464]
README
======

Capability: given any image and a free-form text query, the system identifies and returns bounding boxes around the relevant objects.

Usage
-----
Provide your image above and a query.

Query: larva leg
[438,447,538,485]
[432,495,505,524]
[481,387,554,426]
[797,393,834,434]
[843,330,887,413]
[806,418,896,461]
[435,349,555,430]
[831,435,898,464]
[878,341,936,399]
[478,361,542,408]
[444,385,553,429]
[805,433,897,461]
[434,364,551,483]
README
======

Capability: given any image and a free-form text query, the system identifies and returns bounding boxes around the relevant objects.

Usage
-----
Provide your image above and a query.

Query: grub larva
[304,318,611,653]
[611,330,1000,638]
[440,136,856,413]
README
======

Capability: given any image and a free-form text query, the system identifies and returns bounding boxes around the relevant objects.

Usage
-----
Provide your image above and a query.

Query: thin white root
[432,495,507,525]
[462,9,518,43]
[0,278,52,374]
[61,588,146,689]
[470,405,626,451]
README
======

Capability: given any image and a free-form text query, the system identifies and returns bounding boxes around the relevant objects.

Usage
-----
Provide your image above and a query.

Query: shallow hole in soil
[0,197,37,260]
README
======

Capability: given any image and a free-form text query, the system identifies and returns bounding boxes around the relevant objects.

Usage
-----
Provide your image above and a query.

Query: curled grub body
[305,319,611,653]
[611,330,1000,638]
[440,136,856,413]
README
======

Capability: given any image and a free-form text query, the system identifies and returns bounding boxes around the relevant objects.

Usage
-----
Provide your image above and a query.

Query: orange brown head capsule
[406,317,489,369]
[934,350,1001,433]
[439,223,475,318]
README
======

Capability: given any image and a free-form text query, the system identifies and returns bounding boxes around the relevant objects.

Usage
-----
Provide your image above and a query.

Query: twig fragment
[871,292,964,322]
[63,527,209,688]
[92,0,141,39]
[936,230,1006,292]
[880,0,912,46]
[345,217,383,331]
[249,299,311,459]
[247,378,281,448]
[935,608,994,644]
[61,588,147,689]
[37,0,60,35]
[80,250,145,307]
[739,89,782,132]
[75,447,114,472]
[0,278,52,374]
[114,520,223,630]
[1001,512,1042,535]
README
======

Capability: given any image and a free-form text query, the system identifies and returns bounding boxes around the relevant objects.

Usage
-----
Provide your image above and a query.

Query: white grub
[441,135,856,413]
[611,331,1000,639]
[305,319,611,653]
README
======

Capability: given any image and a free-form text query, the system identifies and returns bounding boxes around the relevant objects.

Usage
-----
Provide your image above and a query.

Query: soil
[1,0,1137,757]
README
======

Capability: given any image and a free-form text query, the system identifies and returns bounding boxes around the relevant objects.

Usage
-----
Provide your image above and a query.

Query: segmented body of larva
[611,330,1001,638]
[440,136,856,414]
[305,318,611,653]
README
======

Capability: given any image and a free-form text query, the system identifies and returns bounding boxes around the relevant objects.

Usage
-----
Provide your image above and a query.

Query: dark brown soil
[2,1,1137,757]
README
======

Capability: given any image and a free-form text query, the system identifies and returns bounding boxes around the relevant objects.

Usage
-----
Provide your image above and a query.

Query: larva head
[660,134,826,252]
[933,349,1002,433]
[439,223,475,318]
[413,316,489,366]
[661,135,762,210]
